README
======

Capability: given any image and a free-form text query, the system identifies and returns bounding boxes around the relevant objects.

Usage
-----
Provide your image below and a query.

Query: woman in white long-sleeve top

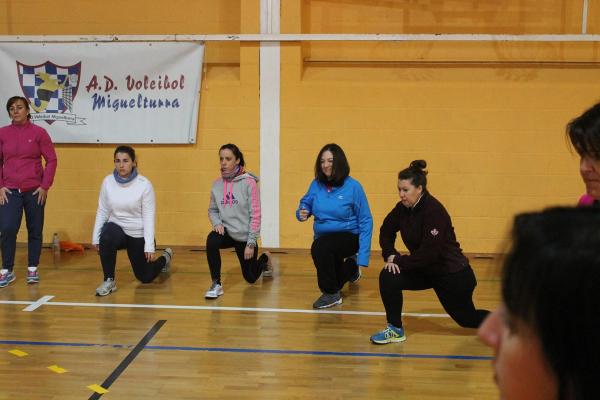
[92,145,172,296]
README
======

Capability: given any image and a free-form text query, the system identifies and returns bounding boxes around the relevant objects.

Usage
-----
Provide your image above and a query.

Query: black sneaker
[312,292,342,309]
[260,252,273,277]
[350,267,361,284]
[345,254,360,283]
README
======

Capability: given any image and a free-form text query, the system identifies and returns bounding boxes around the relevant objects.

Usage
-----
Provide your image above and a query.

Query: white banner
[0,42,204,143]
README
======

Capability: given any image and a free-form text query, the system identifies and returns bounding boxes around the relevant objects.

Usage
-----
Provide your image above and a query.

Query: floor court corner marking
[88,319,166,400]
[87,384,108,394]
[22,295,55,312]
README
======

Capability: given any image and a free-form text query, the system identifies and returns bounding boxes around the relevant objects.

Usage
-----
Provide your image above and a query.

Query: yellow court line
[48,365,68,374]
[87,384,109,394]
[8,349,28,357]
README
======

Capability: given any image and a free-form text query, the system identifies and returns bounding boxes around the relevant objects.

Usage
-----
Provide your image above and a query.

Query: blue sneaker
[370,324,406,344]
[0,270,16,288]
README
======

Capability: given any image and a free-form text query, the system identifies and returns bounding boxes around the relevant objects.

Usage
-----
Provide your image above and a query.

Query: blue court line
[0,339,492,361]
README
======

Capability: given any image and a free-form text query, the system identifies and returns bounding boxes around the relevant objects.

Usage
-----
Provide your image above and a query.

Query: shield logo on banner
[16,61,82,124]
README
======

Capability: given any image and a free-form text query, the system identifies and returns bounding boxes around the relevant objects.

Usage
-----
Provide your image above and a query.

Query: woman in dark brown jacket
[370,160,489,344]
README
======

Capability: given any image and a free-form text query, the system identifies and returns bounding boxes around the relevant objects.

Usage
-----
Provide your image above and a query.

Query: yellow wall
[2,0,599,254]
[1,0,259,247]
[280,0,600,253]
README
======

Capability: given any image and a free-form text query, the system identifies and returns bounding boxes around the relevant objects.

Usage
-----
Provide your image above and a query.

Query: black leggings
[206,230,267,284]
[99,222,166,283]
[310,232,360,294]
[379,265,489,328]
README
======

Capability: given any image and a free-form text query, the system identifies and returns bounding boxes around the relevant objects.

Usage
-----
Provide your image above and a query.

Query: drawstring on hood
[223,179,235,208]
[208,169,261,247]
[221,166,245,208]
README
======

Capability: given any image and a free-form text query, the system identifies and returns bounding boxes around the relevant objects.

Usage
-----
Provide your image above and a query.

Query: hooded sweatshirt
[208,171,261,247]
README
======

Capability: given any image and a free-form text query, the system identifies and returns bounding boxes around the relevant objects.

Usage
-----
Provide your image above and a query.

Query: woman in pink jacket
[0,96,57,288]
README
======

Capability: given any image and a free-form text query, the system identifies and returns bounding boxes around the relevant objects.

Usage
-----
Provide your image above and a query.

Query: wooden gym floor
[0,247,500,399]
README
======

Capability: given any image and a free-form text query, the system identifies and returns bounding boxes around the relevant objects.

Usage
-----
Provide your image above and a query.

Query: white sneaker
[96,278,117,296]
[205,282,224,299]
[161,248,173,273]
[262,251,273,277]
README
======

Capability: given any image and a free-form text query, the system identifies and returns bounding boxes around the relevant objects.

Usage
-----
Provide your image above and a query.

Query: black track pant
[310,232,360,294]
[206,230,267,284]
[99,222,166,283]
[379,265,489,328]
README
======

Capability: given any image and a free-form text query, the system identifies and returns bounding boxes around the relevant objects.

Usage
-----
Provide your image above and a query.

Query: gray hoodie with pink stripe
[208,172,261,246]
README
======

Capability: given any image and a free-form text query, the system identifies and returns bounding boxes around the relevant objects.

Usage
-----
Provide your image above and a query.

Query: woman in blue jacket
[296,143,373,309]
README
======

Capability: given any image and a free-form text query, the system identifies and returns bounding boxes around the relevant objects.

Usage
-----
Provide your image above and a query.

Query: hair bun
[409,159,427,171]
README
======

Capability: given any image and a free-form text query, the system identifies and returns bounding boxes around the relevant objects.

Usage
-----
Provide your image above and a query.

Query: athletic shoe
[161,248,173,273]
[346,255,361,283]
[345,254,358,264]
[205,282,224,299]
[0,270,16,288]
[312,292,342,309]
[370,324,406,344]
[261,252,273,277]
[26,269,40,284]
[95,278,117,296]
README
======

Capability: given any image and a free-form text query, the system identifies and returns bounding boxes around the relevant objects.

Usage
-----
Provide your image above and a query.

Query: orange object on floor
[59,241,85,252]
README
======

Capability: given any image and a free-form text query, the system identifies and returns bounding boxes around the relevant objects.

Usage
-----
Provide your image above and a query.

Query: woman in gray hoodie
[204,143,272,299]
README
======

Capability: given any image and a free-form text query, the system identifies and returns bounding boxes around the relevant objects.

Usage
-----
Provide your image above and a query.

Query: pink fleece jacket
[0,121,57,191]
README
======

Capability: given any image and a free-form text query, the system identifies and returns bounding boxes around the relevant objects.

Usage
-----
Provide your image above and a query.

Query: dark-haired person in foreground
[204,143,272,299]
[92,145,172,296]
[479,207,600,400]
[370,160,488,344]
[566,101,600,207]
[296,143,373,309]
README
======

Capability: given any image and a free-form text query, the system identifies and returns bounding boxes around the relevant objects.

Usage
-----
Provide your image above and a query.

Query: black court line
[88,319,166,399]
